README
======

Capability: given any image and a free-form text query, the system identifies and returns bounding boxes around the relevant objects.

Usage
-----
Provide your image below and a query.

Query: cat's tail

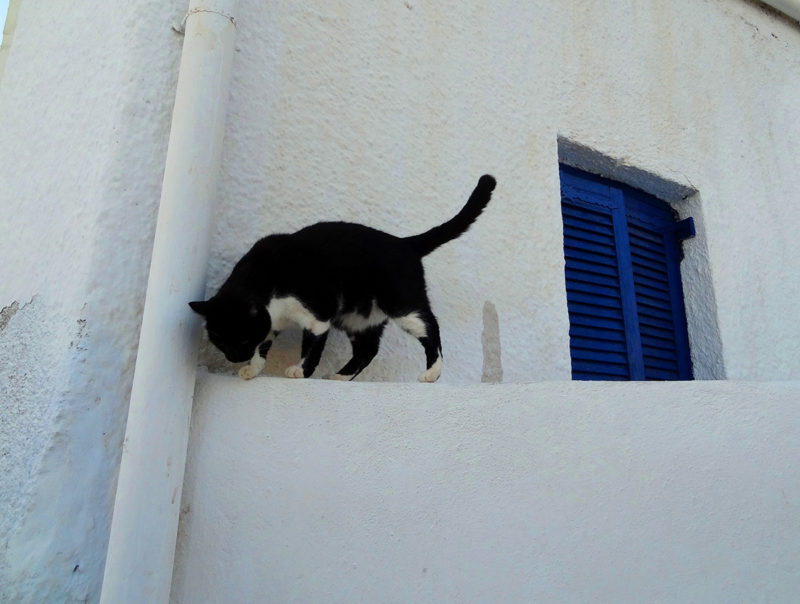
[404,174,496,257]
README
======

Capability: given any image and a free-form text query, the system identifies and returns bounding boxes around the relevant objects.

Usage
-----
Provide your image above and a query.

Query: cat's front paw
[285,364,305,379]
[239,364,261,380]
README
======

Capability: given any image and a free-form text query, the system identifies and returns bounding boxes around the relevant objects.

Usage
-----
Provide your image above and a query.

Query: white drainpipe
[762,0,800,21]
[100,1,238,601]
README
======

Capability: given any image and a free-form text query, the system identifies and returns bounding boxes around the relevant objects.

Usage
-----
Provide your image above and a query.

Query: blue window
[560,165,695,380]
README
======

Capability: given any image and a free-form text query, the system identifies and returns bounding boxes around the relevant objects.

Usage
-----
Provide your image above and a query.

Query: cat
[189,174,496,382]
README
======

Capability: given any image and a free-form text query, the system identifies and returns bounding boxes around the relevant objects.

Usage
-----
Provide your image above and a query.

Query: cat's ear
[189,300,210,316]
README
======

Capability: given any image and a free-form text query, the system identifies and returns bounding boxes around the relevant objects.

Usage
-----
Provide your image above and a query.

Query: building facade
[1,0,799,601]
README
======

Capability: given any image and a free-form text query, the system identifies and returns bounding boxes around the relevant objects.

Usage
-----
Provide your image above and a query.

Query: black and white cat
[189,174,496,382]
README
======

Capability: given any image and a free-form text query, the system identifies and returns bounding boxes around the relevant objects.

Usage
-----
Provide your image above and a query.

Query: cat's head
[189,294,271,363]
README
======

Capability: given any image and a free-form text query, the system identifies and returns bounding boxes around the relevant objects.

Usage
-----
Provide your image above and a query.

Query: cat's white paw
[330,373,352,381]
[418,357,442,383]
[285,364,305,379]
[238,364,261,380]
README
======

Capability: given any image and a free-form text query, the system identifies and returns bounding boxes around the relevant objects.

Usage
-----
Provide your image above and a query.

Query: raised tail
[404,174,496,257]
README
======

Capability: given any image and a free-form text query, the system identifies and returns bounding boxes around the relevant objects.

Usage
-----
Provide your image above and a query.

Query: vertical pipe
[100,1,238,601]
[0,0,23,81]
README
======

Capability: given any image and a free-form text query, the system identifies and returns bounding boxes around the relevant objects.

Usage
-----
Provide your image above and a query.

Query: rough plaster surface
[199,0,573,384]
[192,0,800,384]
[173,374,800,602]
[180,1,800,597]
[1,0,800,601]
[0,1,183,600]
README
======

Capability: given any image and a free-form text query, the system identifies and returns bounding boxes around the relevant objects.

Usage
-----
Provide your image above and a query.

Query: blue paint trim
[673,217,696,241]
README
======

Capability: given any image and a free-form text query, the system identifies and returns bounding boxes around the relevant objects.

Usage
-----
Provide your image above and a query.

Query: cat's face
[189,295,271,363]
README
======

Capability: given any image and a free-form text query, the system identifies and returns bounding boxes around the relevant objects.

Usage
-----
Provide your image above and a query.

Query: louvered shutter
[562,195,630,379]
[560,166,693,381]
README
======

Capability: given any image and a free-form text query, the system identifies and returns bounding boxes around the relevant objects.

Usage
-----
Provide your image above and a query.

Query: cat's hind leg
[394,308,442,382]
[286,328,328,378]
[331,322,386,381]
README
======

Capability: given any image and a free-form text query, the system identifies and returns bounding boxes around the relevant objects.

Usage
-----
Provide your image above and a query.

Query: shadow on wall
[481,300,503,383]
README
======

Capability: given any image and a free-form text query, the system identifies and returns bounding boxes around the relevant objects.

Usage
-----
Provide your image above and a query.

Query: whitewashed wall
[1,0,799,602]
[173,375,800,603]
[0,1,183,601]
[197,0,800,383]
[180,0,800,601]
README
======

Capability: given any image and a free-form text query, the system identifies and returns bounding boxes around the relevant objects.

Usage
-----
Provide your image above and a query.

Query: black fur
[190,174,496,381]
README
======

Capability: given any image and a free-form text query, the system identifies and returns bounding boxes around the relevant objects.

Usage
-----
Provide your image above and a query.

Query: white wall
[173,374,800,603]
[196,0,800,383]
[1,0,799,601]
[176,0,800,599]
[0,1,182,600]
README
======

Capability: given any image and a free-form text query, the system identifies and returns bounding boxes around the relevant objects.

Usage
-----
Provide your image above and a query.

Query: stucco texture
[179,0,800,599]
[174,374,800,602]
[196,0,800,384]
[1,0,800,601]
[0,1,183,601]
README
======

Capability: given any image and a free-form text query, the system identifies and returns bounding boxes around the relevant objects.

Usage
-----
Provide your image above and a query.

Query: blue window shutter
[561,173,632,379]
[560,165,693,381]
